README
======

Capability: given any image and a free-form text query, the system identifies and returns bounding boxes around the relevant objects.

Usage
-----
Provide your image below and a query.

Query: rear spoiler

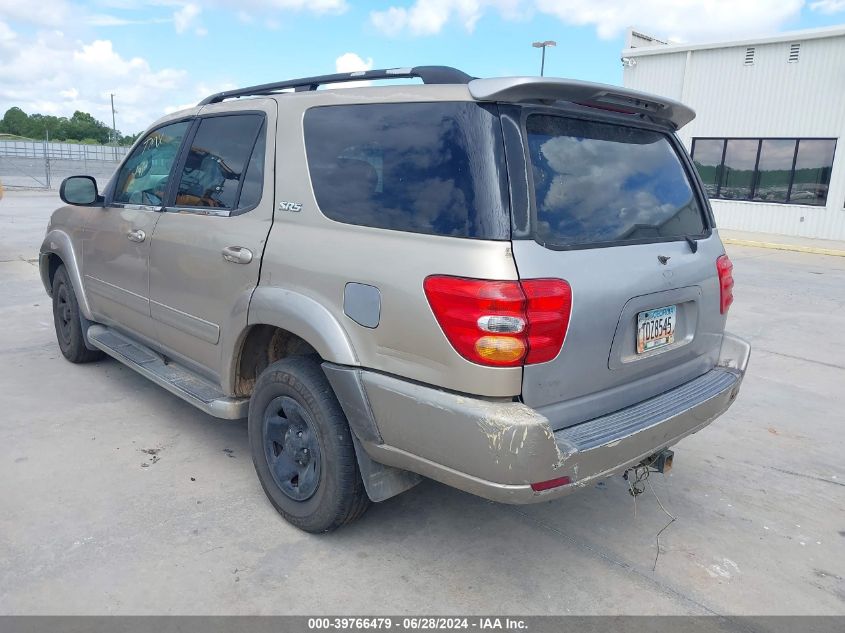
[468,77,695,130]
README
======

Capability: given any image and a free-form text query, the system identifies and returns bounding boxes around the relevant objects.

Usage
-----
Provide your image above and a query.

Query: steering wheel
[133,156,153,179]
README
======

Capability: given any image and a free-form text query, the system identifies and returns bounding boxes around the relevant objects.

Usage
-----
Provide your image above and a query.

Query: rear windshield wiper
[685,235,698,254]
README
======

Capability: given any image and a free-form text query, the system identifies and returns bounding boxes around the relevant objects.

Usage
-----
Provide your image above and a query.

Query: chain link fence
[0,140,128,190]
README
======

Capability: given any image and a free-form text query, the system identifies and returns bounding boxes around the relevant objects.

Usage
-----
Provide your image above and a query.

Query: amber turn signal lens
[474,336,526,363]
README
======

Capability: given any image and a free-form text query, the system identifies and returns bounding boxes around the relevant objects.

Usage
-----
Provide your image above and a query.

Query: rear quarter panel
[260,88,523,398]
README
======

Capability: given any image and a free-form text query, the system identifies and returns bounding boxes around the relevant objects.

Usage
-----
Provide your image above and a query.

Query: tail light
[716,254,734,314]
[423,276,572,367]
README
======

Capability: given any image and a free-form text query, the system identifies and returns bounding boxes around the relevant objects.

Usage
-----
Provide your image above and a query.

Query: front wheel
[51,264,103,364]
[248,356,370,533]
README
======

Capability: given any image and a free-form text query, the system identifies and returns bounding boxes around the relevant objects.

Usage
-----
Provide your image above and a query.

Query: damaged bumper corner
[331,333,751,504]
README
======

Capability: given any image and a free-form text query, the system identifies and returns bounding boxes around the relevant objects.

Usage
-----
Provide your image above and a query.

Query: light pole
[532,40,557,76]
[110,93,117,145]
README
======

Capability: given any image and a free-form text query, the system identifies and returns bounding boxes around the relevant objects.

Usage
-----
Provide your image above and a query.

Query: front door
[83,120,192,343]
[148,101,276,383]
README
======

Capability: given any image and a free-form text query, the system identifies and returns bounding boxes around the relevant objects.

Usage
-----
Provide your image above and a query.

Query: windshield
[525,114,707,248]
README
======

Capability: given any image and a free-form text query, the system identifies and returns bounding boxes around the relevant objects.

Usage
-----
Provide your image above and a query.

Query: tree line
[0,107,141,146]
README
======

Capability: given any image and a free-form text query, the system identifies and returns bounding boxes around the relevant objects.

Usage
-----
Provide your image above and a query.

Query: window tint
[691,139,724,198]
[113,121,190,205]
[753,139,795,202]
[691,137,836,206]
[526,115,706,248]
[790,139,835,206]
[234,120,266,214]
[720,139,758,200]
[175,114,263,210]
[304,103,509,240]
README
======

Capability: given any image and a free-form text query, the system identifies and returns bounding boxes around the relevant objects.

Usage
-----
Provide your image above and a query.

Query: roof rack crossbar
[198,66,473,105]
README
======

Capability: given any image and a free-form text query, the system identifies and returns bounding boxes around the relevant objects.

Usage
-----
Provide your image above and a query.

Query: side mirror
[60,176,102,206]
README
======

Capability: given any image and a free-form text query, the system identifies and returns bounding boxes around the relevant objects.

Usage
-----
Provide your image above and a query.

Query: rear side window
[175,114,264,211]
[235,120,266,213]
[304,103,509,240]
[526,115,707,248]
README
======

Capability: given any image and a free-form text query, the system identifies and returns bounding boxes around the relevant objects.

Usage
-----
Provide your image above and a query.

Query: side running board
[86,325,249,419]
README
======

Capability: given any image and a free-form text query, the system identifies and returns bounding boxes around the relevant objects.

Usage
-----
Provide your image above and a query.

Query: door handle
[126,229,146,243]
[221,246,253,264]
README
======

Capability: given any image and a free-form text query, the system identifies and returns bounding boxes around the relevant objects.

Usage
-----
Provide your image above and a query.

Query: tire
[51,264,104,364]
[248,356,370,533]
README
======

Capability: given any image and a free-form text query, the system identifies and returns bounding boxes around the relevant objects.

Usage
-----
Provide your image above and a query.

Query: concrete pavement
[720,229,845,257]
[1,191,843,615]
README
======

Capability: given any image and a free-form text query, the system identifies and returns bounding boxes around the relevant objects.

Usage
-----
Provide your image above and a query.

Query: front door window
[112,121,190,206]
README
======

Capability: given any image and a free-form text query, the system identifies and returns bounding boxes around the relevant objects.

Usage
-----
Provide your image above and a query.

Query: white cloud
[536,0,805,41]
[0,19,16,46]
[189,0,348,18]
[0,23,222,133]
[164,80,238,115]
[236,0,347,12]
[809,0,845,13]
[333,52,374,88]
[370,0,806,42]
[0,0,71,27]
[173,3,201,33]
[371,0,523,36]
[84,13,171,28]
[0,0,348,35]
[335,52,374,73]
[189,0,349,30]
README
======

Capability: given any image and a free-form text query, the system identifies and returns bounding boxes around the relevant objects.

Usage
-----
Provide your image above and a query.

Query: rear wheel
[51,264,103,364]
[248,356,370,533]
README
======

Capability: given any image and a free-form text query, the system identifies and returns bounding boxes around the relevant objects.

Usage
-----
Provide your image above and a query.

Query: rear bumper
[327,333,750,504]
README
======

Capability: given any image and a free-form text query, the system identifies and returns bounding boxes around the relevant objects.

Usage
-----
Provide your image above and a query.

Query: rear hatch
[501,107,726,429]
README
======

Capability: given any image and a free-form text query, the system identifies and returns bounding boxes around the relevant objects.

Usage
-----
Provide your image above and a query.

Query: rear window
[526,114,707,248]
[304,103,509,240]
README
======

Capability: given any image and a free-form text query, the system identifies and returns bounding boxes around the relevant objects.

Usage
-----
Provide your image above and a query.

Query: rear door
[503,107,725,429]
[148,100,276,383]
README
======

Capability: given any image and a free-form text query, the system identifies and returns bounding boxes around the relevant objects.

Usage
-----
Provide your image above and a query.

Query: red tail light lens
[716,254,734,314]
[522,279,573,364]
[423,276,572,367]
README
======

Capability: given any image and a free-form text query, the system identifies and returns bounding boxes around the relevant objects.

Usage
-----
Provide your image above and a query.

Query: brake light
[423,276,572,367]
[716,254,734,314]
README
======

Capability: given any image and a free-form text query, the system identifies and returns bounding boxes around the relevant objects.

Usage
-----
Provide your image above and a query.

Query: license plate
[636,305,676,354]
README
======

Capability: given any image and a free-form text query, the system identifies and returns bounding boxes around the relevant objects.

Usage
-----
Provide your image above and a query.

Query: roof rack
[198,66,473,105]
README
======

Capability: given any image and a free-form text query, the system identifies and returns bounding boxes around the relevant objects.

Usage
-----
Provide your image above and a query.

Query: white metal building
[622,25,845,240]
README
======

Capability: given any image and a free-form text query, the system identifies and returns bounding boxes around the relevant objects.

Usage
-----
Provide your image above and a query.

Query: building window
[689,139,724,198]
[721,139,758,199]
[791,140,836,204]
[754,139,795,202]
[691,138,836,206]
